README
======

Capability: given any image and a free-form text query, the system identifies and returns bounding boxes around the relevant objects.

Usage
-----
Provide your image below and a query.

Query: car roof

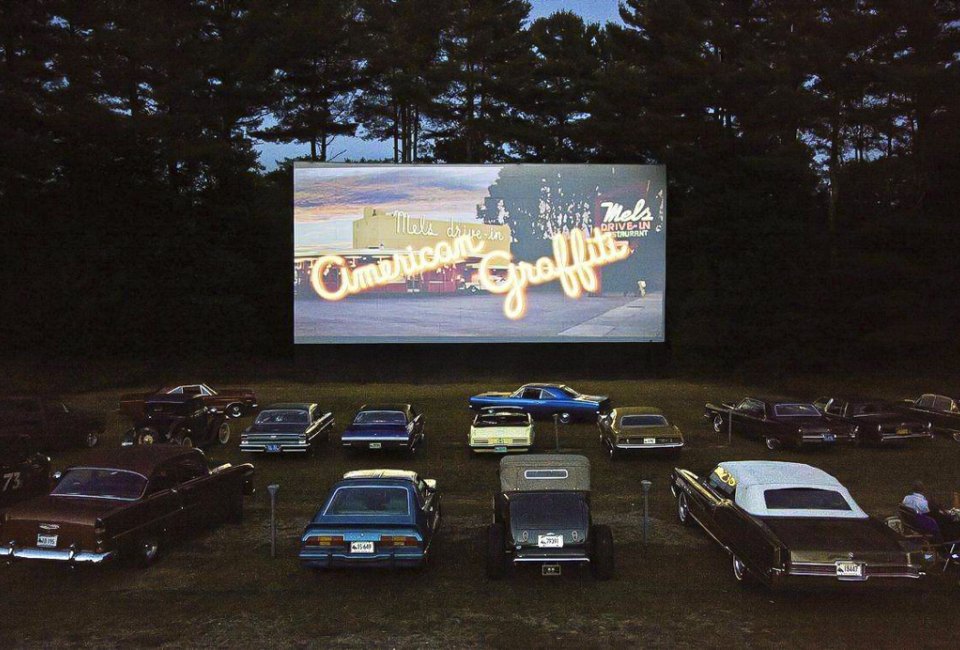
[499,454,590,492]
[261,403,314,411]
[70,446,203,475]
[342,469,419,483]
[719,461,840,488]
[358,404,411,413]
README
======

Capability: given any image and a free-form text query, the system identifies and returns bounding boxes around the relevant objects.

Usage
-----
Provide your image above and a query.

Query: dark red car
[120,383,258,419]
[0,446,254,566]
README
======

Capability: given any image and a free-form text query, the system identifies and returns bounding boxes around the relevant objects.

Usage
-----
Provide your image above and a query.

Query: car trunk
[3,496,123,550]
[343,424,409,439]
[762,516,910,565]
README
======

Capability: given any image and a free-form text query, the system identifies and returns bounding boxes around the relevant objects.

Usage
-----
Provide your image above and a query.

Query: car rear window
[773,404,820,417]
[325,487,410,516]
[51,468,146,501]
[763,488,851,511]
[476,413,528,427]
[256,410,308,424]
[620,415,668,427]
[353,411,406,425]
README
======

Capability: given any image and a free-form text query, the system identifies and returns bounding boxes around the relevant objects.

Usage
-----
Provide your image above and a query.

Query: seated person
[902,481,960,542]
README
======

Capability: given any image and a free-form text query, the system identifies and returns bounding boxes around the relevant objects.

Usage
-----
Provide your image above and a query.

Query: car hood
[761,516,904,554]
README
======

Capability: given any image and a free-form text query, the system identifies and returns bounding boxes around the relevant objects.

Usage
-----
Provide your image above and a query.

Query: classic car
[899,394,960,442]
[671,460,934,588]
[0,436,51,512]
[239,403,334,454]
[341,404,424,453]
[0,446,254,566]
[469,407,534,453]
[120,383,258,419]
[486,454,613,580]
[813,397,932,445]
[598,407,684,458]
[705,397,857,450]
[120,394,231,449]
[299,469,441,569]
[0,396,103,449]
[469,384,611,424]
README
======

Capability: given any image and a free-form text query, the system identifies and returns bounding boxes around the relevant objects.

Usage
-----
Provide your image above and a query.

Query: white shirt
[902,492,930,514]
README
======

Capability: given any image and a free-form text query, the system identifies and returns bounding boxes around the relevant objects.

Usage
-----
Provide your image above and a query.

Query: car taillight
[305,535,344,547]
[382,535,419,547]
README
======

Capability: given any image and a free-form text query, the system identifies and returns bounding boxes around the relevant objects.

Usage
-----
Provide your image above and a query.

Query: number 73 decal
[2,472,23,491]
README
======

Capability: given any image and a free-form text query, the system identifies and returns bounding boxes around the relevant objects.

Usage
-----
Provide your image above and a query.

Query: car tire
[590,524,615,580]
[764,437,781,451]
[485,523,507,580]
[85,431,100,448]
[136,429,157,445]
[712,414,724,433]
[677,492,694,527]
[227,403,244,418]
[217,422,231,445]
[558,412,572,425]
[732,554,757,586]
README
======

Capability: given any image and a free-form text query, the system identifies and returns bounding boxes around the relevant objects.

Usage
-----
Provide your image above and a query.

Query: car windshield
[763,488,852,511]
[256,410,308,424]
[324,487,410,516]
[620,414,668,427]
[773,404,820,417]
[353,410,406,425]
[509,492,588,529]
[476,413,528,427]
[51,468,146,501]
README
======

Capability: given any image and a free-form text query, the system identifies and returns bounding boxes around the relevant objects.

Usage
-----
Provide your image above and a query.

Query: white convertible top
[718,461,868,519]
[500,454,590,492]
[343,469,419,482]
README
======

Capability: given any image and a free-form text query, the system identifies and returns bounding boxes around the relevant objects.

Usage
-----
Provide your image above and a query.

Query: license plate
[896,428,909,435]
[494,445,508,453]
[369,442,382,449]
[836,562,864,579]
[823,434,836,442]
[643,437,657,445]
[37,534,57,548]
[266,443,282,453]
[542,564,561,576]
[350,541,375,554]
[538,534,563,548]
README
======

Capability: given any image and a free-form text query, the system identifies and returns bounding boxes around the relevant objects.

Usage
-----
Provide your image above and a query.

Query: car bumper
[775,563,925,586]
[299,549,425,569]
[240,441,311,453]
[470,441,531,453]
[341,437,413,450]
[613,440,684,450]
[512,548,590,564]
[876,433,933,443]
[0,545,114,564]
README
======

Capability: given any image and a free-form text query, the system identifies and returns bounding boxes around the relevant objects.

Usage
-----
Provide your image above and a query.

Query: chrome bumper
[240,441,310,452]
[614,441,684,450]
[0,544,114,564]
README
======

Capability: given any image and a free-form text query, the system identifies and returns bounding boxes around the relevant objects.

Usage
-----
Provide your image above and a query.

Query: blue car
[299,470,441,569]
[469,384,611,424]
[341,404,424,453]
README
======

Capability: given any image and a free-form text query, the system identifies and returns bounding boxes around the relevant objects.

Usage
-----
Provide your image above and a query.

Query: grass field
[2,374,959,648]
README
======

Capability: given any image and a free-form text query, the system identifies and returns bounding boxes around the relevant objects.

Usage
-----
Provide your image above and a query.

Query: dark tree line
[2,0,959,371]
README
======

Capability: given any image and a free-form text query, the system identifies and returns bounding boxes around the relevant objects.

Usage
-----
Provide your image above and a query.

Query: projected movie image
[294,164,666,343]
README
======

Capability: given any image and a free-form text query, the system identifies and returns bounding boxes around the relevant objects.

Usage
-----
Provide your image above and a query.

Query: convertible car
[705,397,857,450]
[299,469,441,569]
[486,454,613,580]
[469,407,534,453]
[239,403,334,454]
[469,384,610,423]
[671,461,934,588]
[341,404,424,453]
[899,394,960,442]
[814,396,932,446]
[598,407,684,458]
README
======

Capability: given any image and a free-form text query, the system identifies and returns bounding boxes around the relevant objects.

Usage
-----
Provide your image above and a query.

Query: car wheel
[712,414,724,433]
[485,523,507,580]
[590,524,615,580]
[85,431,100,448]
[677,492,694,527]
[136,430,157,445]
[558,412,572,425]
[764,437,781,451]
[217,422,231,445]
[732,554,757,586]
[227,403,244,418]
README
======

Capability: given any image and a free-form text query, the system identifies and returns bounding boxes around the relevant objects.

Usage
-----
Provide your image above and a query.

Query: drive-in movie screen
[294,164,666,343]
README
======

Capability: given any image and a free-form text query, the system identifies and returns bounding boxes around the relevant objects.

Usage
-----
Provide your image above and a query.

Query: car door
[175,454,214,528]
[140,463,185,535]
[713,499,779,579]
[731,399,758,438]
[518,388,545,416]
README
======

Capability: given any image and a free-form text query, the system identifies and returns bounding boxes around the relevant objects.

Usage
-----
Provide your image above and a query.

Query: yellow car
[598,407,684,459]
[469,408,534,453]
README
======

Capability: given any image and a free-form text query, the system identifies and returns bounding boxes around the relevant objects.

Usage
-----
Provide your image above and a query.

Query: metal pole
[267,484,279,558]
[553,413,560,451]
[641,480,652,545]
